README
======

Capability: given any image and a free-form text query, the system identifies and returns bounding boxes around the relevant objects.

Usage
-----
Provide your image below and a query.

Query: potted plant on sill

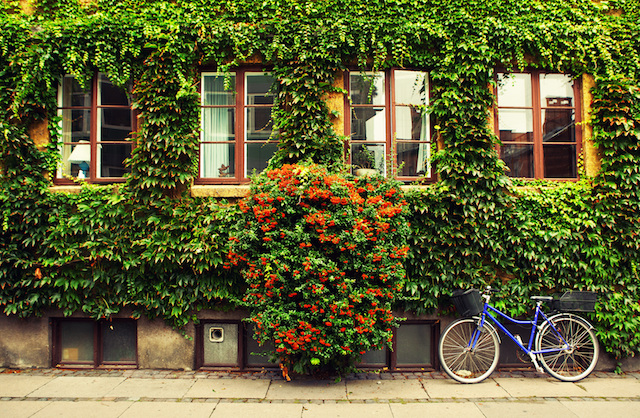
[353,145,379,177]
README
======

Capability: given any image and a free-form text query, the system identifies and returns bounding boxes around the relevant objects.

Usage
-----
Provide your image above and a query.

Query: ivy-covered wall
[1,0,640,366]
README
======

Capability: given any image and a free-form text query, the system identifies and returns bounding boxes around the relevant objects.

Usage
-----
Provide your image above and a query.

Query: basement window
[52,319,137,368]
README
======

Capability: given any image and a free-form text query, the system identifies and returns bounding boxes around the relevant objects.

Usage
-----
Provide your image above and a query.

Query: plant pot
[355,168,378,177]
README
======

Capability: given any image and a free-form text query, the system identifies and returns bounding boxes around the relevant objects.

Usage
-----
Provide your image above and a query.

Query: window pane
[396,323,432,366]
[246,323,275,367]
[395,106,427,141]
[397,142,430,177]
[498,109,534,142]
[99,108,132,141]
[246,73,275,105]
[63,142,91,178]
[501,144,534,178]
[101,321,136,363]
[98,143,131,177]
[351,108,386,141]
[203,323,239,366]
[359,348,387,366]
[203,74,236,106]
[202,108,235,141]
[542,109,575,143]
[61,109,91,142]
[540,74,574,103]
[62,76,91,107]
[350,73,385,105]
[394,70,427,105]
[246,142,277,175]
[99,74,130,106]
[351,143,384,173]
[497,73,532,107]
[60,321,94,363]
[201,143,235,178]
[246,107,273,140]
[544,144,576,178]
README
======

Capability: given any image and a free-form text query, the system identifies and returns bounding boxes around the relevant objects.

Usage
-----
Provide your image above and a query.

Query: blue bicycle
[438,287,599,384]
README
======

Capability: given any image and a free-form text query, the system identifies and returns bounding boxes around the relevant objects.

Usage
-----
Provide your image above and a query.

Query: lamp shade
[67,140,91,164]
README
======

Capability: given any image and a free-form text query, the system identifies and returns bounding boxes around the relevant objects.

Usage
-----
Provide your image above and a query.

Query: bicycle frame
[471,301,570,356]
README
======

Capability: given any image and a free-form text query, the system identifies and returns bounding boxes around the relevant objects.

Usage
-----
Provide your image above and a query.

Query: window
[346,70,432,181]
[495,72,581,179]
[57,74,134,182]
[199,71,277,183]
[195,321,274,369]
[358,321,439,370]
[52,319,137,367]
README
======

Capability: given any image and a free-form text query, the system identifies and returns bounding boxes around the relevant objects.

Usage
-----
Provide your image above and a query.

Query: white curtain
[201,75,233,178]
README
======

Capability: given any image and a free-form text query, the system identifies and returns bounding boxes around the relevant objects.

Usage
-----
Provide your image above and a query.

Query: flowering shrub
[227,163,410,376]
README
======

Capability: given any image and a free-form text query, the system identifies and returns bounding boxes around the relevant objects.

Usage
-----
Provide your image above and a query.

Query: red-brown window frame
[344,69,435,183]
[51,318,138,369]
[196,68,276,185]
[55,74,136,185]
[493,70,583,180]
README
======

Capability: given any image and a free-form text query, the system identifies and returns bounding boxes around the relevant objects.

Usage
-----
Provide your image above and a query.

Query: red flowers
[228,163,410,374]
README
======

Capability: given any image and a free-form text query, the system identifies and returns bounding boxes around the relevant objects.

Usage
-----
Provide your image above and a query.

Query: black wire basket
[451,289,483,317]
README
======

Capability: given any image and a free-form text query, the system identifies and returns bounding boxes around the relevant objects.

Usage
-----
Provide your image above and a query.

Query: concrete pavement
[1,369,639,417]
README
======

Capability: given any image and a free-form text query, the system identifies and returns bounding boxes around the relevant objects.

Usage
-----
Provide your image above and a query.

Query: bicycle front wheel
[438,318,500,384]
[536,314,599,382]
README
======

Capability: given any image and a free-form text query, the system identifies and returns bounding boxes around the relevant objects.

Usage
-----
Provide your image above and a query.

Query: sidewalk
[1,369,639,417]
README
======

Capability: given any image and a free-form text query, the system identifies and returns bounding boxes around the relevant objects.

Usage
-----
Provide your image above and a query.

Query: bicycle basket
[551,291,597,312]
[451,289,483,317]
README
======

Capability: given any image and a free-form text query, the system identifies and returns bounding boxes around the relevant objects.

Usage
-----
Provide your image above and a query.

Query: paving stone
[576,377,640,398]
[266,380,347,400]
[495,377,587,398]
[31,400,133,418]
[106,378,195,398]
[0,375,54,397]
[119,401,217,418]
[390,401,485,417]
[424,378,511,399]
[476,399,576,417]
[346,379,428,400]
[185,377,270,398]
[302,402,393,418]
[28,376,126,399]
[0,400,51,417]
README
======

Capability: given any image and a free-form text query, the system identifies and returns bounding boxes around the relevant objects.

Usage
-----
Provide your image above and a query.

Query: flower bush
[227,163,410,376]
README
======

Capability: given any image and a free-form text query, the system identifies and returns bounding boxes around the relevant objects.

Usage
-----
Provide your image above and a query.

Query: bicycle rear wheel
[536,314,599,382]
[438,318,500,384]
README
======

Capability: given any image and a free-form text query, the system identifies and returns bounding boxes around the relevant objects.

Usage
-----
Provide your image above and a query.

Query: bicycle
[438,287,599,384]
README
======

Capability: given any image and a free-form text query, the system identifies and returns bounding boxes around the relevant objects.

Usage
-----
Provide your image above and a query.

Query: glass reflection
[501,144,534,178]
[544,144,576,178]
[351,108,386,141]
[497,73,532,107]
[498,109,534,142]
[350,72,385,105]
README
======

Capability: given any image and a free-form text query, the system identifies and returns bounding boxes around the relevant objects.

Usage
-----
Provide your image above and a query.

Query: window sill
[191,185,251,198]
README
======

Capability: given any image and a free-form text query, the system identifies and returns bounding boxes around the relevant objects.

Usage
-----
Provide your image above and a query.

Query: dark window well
[196,320,438,371]
[52,319,137,367]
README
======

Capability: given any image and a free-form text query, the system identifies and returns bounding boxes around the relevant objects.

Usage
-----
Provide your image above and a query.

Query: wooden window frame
[51,318,138,368]
[55,74,136,185]
[195,320,275,370]
[494,70,583,180]
[196,68,276,185]
[344,69,435,183]
[358,319,440,371]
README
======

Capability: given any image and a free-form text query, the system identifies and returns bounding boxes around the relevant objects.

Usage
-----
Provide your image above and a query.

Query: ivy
[1,0,640,368]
